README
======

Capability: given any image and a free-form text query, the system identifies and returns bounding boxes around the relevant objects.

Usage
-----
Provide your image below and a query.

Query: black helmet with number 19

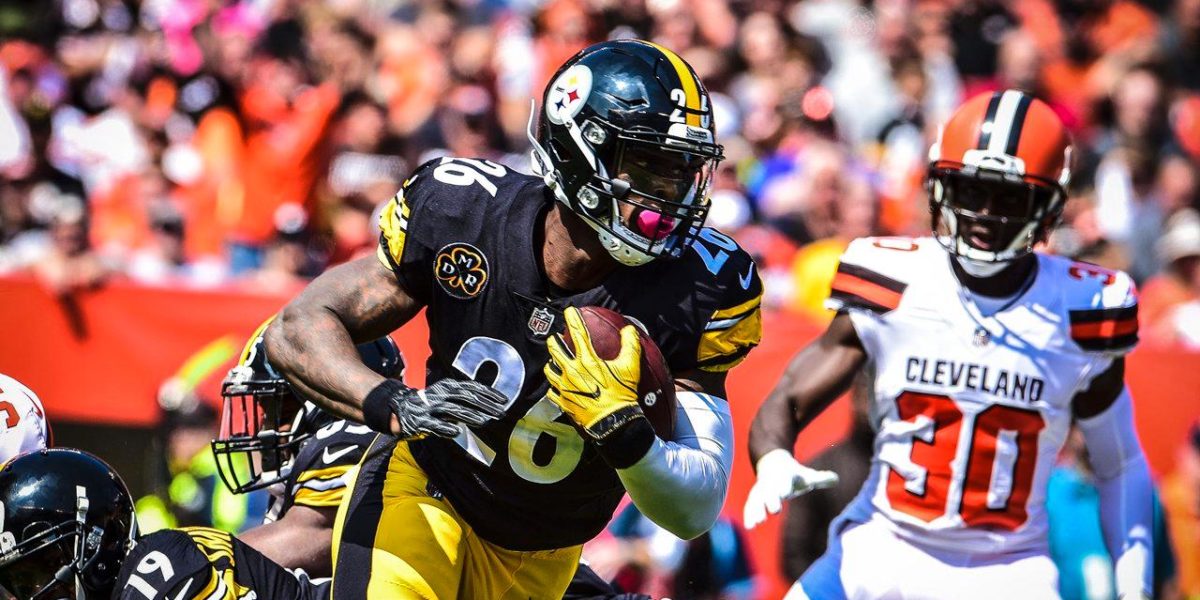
[0,449,136,600]
[212,317,404,495]
[530,39,724,266]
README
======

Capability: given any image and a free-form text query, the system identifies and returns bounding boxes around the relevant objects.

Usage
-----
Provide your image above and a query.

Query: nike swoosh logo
[322,445,357,464]
[739,264,755,289]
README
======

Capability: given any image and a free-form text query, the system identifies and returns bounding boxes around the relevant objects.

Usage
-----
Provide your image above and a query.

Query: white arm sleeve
[616,391,734,540]
[1077,387,1154,599]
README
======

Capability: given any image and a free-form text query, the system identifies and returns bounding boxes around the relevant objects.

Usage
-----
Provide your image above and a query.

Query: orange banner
[1,275,1196,597]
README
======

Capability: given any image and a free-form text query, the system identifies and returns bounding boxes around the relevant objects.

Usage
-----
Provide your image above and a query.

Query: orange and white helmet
[0,374,50,462]
[928,89,1072,264]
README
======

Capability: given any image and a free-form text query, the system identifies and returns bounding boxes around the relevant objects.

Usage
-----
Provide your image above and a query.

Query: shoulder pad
[1054,258,1139,354]
[377,157,523,271]
[826,237,923,314]
[377,157,530,301]
[689,228,763,372]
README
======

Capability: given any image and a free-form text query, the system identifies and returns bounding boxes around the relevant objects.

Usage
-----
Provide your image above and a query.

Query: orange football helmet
[928,89,1072,263]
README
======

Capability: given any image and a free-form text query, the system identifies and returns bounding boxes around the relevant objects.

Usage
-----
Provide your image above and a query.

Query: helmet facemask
[212,369,308,495]
[585,127,720,265]
[929,166,1065,265]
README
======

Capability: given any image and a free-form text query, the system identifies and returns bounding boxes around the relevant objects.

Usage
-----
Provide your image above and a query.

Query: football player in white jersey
[743,89,1154,600]
[0,373,50,462]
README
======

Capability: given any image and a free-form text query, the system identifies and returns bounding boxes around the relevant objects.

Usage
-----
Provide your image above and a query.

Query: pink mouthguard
[634,210,678,241]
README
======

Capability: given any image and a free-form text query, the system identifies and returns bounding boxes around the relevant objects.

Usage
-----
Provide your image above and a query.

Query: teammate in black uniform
[211,317,403,577]
[267,39,762,598]
[0,449,323,600]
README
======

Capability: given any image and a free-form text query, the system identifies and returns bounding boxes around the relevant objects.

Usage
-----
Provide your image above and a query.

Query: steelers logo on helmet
[545,65,593,126]
[927,89,1072,266]
[529,39,725,267]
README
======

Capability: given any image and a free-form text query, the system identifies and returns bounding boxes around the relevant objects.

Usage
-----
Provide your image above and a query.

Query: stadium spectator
[0,0,1192,315]
[31,192,111,296]
[1141,209,1200,348]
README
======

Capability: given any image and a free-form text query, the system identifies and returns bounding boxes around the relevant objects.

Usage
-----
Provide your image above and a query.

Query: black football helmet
[0,449,136,600]
[529,39,724,266]
[212,317,404,494]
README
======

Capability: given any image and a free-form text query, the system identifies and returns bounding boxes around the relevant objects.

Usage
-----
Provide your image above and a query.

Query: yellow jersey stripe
[646,41,701,127]
[377,188,411,270]
[297,464,353,483]
[294,486,346,507]
[192,566,221,600]
[710,294,762,321]
[698,292,763,372]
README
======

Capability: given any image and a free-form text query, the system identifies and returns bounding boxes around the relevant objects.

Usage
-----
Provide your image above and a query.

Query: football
[562,306,676,438]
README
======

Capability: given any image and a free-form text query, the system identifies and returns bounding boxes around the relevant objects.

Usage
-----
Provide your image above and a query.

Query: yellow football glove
[544,307,645,440]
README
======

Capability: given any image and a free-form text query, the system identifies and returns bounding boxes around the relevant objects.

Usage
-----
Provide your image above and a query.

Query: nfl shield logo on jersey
[528,307,556,337]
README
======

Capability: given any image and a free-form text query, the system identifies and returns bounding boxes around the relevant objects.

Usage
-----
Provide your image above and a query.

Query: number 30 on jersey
[885,391,1045,531]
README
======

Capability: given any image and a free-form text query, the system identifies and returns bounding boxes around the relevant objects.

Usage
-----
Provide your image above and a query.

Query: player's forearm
[266,258,420,424]
[617,392,733,540]
[1079,387,1154,598]
[749,313,865,466]
[240,517,335,578]
[1096,456,1154,598]
[618,439,727,539]
[748,389,801,466]
[267,304,382,424]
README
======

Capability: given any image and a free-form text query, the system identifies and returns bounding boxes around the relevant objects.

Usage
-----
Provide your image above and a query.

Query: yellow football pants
[330,436,582,599]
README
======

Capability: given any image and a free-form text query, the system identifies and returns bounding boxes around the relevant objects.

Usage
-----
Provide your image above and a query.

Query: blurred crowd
[2,0,1200,344]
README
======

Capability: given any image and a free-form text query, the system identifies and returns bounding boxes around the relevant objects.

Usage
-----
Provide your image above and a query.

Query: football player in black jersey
[267,39,762,598]
[218,317,648,599]
[0,449,324,600]
[211,316,404,578]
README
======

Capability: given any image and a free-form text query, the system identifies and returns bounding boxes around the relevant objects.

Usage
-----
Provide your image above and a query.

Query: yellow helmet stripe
[239,316,276,365]
[646,41,701,127]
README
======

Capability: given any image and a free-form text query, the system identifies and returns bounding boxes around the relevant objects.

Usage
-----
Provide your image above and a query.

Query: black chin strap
[26,564,74,600]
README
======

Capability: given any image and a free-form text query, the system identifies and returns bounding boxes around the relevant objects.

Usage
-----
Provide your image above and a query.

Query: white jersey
[0,374,50,462]
[827,237,1138,555]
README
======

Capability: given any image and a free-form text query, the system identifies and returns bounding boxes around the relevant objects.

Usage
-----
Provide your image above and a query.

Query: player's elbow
[264,308,303,371]
[656,485,726,540]
[670,506,721,540]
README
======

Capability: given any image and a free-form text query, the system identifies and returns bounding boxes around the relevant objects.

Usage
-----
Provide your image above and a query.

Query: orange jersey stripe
[831,272,903,311]
[1070,318,1138,339]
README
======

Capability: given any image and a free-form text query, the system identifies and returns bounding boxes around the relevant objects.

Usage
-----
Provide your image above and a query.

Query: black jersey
[375,157,763,550]
[112,527,328,600]
[266,419,374,522]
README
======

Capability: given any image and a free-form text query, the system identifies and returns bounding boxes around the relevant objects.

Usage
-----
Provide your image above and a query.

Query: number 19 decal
[885,391,1045,530]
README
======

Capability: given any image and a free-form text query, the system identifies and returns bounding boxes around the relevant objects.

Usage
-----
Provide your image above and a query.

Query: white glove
[743,449,839,530]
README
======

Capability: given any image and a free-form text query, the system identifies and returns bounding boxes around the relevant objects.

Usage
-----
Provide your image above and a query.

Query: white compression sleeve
[1077,387,1154,599]
[616,391,734,540]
